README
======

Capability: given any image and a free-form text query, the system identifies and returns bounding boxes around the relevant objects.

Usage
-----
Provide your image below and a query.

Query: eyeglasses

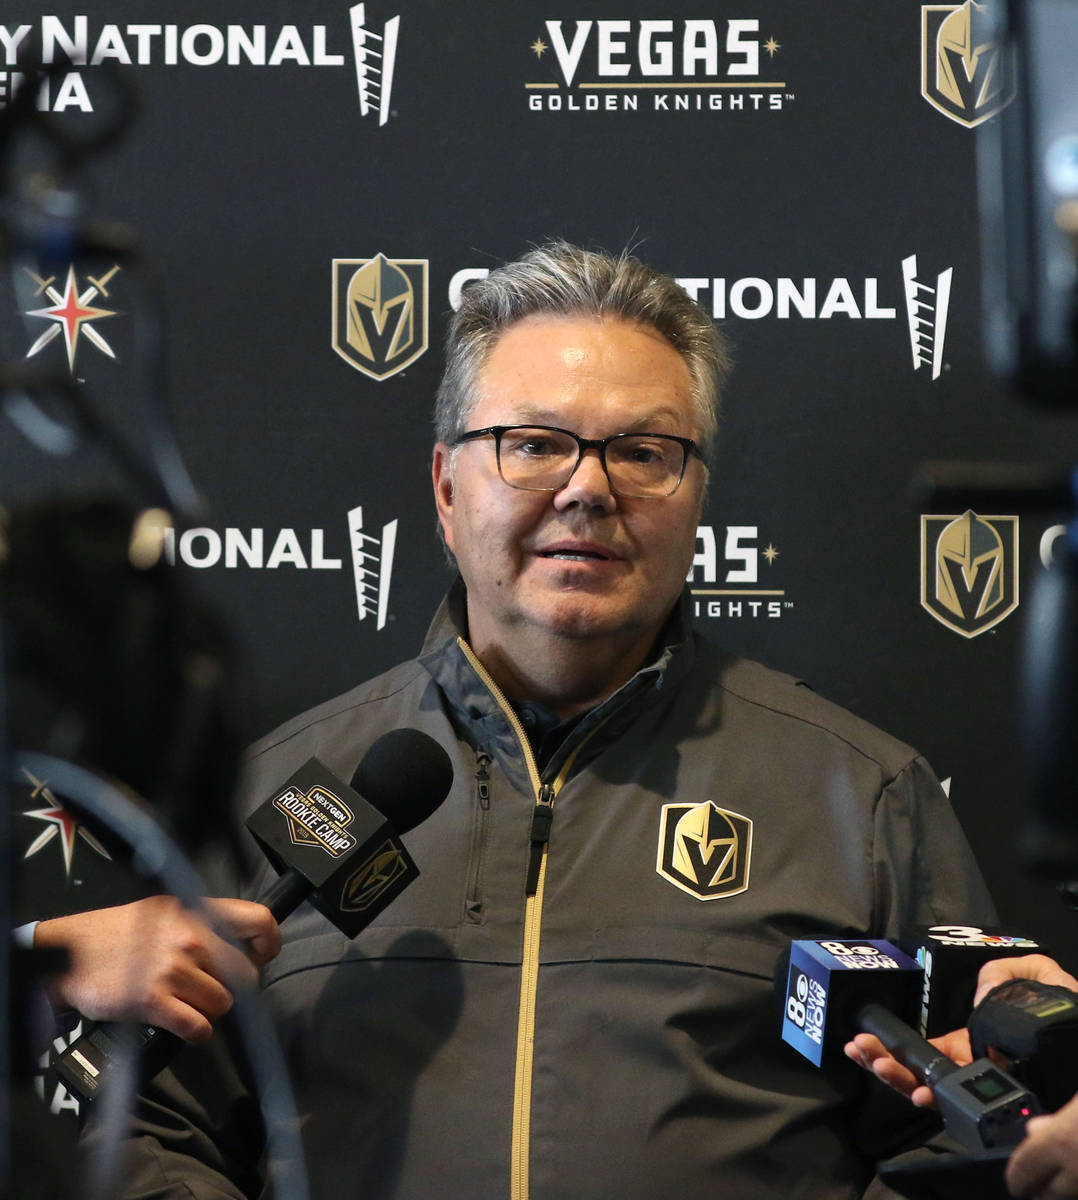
[452,425,703,499]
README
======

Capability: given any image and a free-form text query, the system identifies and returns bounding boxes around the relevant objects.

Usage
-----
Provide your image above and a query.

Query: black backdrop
[4,0,1078,1119]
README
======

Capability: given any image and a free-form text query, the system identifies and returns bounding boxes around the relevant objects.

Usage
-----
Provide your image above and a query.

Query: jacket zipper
[464,750,493,923]
[455,637,611,1200]
[510,751,593,1200]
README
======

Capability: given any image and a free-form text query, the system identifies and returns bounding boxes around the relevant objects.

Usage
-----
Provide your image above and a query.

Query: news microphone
[246,730,453,936]
[781,938,924,1067]
[781,938,1042,1151]
[52,729,453,1103]
[898,925,1042,1038]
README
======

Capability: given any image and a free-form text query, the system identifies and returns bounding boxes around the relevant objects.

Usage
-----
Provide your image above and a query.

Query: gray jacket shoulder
[709,649,925,782]
[246,655,429,761]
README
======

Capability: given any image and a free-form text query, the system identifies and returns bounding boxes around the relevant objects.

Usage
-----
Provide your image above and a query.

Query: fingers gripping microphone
[52,729,453,1103]
[780,939,1042,1151]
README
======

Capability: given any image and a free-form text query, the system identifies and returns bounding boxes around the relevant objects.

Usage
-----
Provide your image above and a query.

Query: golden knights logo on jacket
[921,510,1019,637]
[656,801,752,899]
[332,254,428,380]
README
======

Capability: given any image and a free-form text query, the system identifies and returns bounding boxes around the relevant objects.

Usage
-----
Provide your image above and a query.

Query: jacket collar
[419,577,696,787]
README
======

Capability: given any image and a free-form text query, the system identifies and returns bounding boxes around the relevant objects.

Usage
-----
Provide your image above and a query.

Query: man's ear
[431,442,455,550]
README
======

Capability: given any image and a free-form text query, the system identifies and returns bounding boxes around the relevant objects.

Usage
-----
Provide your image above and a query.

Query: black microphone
[52,729,453,1103]
[780,938,1041,1151]
[856,1002,1041,1151]
[247,730,452,935]
[898,924,1043,1038]
[780,937,924,1067]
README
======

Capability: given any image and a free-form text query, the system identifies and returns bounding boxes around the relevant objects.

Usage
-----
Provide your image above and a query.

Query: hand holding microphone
[781,937,1042,1150]
[845,952,1078,1109]
[35,895,280,1044]
[51,728,453,1102]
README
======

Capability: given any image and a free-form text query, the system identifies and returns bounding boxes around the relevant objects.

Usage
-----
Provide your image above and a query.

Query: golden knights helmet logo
[332,254,428,380]
[921,2,1014,127]
[921,510,1019,637]
[340,838,410,911]
[656,801,752,900]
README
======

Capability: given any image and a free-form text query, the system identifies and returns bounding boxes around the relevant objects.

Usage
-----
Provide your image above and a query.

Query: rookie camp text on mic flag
[246,753,429,937]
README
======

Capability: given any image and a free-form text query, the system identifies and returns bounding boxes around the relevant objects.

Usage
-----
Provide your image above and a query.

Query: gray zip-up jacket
[110,584,996,1199]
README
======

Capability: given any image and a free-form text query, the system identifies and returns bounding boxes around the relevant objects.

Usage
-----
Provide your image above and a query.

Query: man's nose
[552,448,617,513]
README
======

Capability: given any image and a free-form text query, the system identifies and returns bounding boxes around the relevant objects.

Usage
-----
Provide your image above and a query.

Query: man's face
[432,314,707,662]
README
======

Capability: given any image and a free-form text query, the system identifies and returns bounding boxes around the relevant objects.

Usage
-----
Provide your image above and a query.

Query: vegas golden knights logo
[921,2,1014,127]
[340,838,409,911]
[921,511,1019,637]
[332,254,428,380]
[656,802,752,900]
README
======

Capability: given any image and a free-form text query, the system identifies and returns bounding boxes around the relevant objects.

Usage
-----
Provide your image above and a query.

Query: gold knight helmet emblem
[340,839,409,912]
[347,255,414,363]
[331,254,429,380]
[921,1,1014,127]
[921,510,1019,637]
[656,801,752,900]
[936,510,1005,619]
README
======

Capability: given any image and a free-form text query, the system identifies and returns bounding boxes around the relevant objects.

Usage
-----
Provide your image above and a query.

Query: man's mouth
[536,545,613,562]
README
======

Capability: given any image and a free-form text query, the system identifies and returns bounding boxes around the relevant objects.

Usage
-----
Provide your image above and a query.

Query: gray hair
[434,241,731,464]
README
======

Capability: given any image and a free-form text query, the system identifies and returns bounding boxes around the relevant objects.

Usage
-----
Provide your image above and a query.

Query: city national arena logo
[163,505,398,629]
[332,255,428,380]
[0,7,399,122]
[920,510,1019,637]
[656,801,752,900]
[524,16,794,115]
[19,263,123,373]
[351,4,399,126]
[450,255,954,380]
[921,2,1014,128]
[679,256,955,380]
[902,255,952,379]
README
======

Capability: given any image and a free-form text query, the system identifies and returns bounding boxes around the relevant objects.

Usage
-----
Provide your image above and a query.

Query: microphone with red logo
[52,728,453,1103]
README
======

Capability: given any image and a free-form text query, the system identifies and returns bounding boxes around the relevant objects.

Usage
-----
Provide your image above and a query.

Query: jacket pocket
[464,749,492,923]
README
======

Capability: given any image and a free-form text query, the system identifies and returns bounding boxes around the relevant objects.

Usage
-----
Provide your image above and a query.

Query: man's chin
[527,595,641,641]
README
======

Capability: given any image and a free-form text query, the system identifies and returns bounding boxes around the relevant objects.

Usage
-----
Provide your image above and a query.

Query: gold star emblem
[763,544,780,564]
[764,37,780,57]
[531,36,548,58]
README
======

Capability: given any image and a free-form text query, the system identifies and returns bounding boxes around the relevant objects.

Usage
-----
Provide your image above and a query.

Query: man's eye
[508,436,556,457]
[623,441,670,466]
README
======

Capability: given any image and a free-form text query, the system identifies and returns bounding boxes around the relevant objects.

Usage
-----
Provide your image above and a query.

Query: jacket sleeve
[83,1018,269,1199]
[871,755,998,936]
[855,754,998,1196]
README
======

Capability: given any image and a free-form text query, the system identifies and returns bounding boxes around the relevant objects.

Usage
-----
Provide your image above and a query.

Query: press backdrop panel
[5,2,1078,1119]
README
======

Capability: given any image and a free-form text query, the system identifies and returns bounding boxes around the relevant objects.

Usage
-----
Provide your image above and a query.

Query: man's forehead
[497,402,691,430]
[484,312,678,359]
[472,314,693,414]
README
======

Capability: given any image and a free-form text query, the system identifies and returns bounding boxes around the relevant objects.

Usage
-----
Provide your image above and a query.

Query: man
[50,242,995,1197]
